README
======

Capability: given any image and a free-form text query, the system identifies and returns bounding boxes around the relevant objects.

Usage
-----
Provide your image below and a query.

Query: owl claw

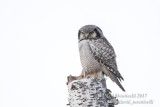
[86,75,91,79]
[81,75,85,79]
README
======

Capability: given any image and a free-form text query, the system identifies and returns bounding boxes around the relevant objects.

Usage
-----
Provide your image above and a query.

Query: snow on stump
[67,75,118,107]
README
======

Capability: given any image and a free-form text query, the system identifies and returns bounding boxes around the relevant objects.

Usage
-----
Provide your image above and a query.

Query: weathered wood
[67,75,118,107]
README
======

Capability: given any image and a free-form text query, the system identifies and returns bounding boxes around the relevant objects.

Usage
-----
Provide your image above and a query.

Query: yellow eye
[81,32,85,36]
[89,32,94,35]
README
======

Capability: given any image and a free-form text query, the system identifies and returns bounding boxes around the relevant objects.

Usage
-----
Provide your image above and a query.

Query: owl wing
[89,38,125,91]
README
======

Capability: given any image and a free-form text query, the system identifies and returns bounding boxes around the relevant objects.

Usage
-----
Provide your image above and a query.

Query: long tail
[103,69,125,92]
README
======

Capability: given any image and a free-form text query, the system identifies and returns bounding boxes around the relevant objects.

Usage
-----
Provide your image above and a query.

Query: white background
[0,0,160,107]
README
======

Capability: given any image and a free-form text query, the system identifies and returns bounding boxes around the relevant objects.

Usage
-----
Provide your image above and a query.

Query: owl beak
[85,34,89,39]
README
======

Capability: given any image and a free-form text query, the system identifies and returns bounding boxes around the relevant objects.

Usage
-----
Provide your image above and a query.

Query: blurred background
[0,0,160,107]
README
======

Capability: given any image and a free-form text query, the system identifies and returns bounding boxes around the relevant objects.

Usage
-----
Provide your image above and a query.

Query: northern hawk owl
[78,25,125,91]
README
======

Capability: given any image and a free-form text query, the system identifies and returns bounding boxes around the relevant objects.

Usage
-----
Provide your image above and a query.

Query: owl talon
[86,76,90,79]
[81,75,85,79]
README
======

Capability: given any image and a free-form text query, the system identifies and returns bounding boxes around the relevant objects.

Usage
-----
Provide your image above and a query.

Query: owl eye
[81,32,85,36]
[89,32,94,35]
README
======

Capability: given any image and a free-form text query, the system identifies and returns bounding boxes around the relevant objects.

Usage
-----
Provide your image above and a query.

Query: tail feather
[103,69,125,92]
[115,77,125,91]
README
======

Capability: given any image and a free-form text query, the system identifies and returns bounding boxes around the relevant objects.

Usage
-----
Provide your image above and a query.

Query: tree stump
[67,75,118,107]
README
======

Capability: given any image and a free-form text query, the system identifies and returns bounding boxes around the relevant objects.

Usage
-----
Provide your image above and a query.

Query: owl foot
[86,75,91,79]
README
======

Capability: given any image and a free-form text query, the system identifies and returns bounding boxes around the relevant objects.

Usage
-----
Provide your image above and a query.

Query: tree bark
[67,75,118,107]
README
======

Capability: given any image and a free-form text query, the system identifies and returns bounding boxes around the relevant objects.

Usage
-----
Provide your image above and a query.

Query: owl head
[78,25,104,42]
